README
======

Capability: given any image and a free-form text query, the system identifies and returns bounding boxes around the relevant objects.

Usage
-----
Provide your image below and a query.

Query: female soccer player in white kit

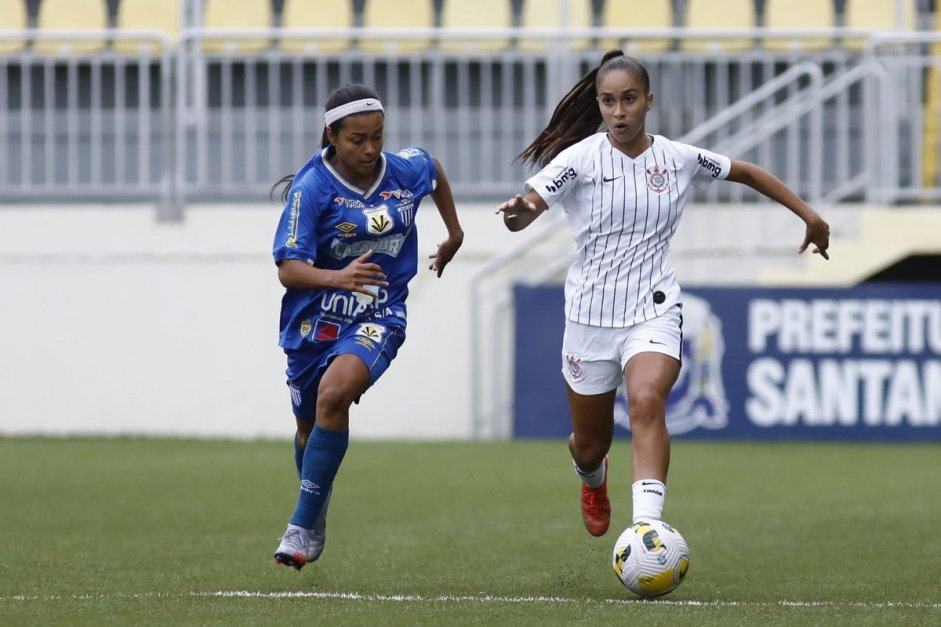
[497,51,831,536]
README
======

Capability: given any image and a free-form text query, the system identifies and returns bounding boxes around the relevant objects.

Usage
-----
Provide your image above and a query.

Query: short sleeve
[395,146,437,196]
[523,144,584,208]
[272,184,320,266]
[679,142,732,185]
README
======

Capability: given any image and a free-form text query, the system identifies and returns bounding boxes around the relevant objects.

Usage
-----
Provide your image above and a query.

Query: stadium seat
[599,0,673,54]
[843,0,916,52]
[680,0,756,53]
[360,0,435,53]
[114,0,182,54]
[0,0,28,53]
[202,0,273,54]
[280,0,353,53]
[34,0,108,54]
[519,0,593,52]
[439,0,513,53]
[762,0,835,52]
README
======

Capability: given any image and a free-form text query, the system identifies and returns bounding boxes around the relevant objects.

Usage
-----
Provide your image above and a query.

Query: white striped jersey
[525,133,731,327]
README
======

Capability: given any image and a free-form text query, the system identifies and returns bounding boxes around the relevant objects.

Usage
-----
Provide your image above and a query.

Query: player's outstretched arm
[495,190,547,232]
[725,160,831,260]
[427,158,464,277]
[278,252,388,297]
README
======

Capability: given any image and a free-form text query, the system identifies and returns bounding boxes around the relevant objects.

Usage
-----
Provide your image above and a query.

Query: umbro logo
[602,176,620,183]
[300,479,321,495]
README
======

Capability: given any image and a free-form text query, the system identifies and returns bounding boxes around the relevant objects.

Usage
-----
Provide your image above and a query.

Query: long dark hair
[517,50,651,168]
[271,83,383,203]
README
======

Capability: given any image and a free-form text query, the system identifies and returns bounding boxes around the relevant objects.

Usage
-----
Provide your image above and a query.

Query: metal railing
[863,31,941,203]
[0,27,938,215]
[0,31,174,206]
[171,27,919,206]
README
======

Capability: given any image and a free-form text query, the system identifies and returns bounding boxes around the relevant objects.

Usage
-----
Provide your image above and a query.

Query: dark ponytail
[271,83,383,203]
[517,50,651,168]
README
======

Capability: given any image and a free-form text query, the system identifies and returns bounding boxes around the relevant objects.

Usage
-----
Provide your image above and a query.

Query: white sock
[631,479,666,522]
[573,459,605,489]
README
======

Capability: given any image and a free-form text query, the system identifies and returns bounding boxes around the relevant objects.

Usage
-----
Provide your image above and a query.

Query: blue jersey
[272,146,437,351]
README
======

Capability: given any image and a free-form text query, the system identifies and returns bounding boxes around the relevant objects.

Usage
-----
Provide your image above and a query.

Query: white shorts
[561,305,683,395]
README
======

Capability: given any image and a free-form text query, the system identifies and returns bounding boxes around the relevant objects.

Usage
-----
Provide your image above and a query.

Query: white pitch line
[199,591,941,610]
[2,590,939,610]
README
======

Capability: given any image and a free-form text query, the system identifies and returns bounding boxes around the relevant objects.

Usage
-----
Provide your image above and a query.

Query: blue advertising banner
[513,284,941,441]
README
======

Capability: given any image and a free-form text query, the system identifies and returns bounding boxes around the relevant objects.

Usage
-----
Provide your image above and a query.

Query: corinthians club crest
[645,165,670,193]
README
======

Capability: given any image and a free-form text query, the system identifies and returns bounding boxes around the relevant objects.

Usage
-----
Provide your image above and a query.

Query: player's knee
[627,389,666,426]
[315,384,354,420]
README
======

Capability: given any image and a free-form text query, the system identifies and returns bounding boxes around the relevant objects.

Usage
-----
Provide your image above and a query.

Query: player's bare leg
[623,352,680,522]
[566,386,616,536]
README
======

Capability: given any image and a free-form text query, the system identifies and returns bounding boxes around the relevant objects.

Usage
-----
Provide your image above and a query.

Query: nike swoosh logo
[649,339,666,345]
[602,176,620,183]
[640,481,659,486]
[365,101,377,107]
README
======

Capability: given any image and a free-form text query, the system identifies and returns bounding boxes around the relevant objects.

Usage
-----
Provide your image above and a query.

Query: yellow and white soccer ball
[612,520,690,598]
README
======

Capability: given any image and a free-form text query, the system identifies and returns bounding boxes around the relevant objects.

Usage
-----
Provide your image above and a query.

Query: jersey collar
[321,148,387,199]
[606,133,655,161]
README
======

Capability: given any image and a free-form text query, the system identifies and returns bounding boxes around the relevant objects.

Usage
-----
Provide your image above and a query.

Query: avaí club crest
[364,205,393,235]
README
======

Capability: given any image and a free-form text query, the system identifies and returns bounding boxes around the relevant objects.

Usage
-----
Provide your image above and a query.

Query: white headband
[324,98,384,127]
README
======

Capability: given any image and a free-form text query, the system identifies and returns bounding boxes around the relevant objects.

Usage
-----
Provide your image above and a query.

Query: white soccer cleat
[273,488,332,570]
[274,526,311,571]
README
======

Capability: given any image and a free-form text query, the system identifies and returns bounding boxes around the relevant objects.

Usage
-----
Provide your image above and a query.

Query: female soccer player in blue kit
[497,51,830,538]
[271,84,464,570]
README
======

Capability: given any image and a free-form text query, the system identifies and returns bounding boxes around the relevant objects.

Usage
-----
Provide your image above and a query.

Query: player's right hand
[496,194,544,232]
[334,250,388,296]
[495,194,538,218]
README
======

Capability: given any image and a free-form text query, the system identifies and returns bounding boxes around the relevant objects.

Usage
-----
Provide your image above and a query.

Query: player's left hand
[429,235,463,277]
[799,216,831,260]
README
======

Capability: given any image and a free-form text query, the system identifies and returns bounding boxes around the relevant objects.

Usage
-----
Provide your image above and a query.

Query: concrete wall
[0,201,903,440]
[0,203,521,440]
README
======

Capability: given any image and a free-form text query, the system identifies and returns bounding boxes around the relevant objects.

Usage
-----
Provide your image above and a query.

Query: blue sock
[293,434,304,479]
[289,425,349,529]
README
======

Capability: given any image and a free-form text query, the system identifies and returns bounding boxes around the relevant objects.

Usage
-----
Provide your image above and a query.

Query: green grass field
[1,437,939,626]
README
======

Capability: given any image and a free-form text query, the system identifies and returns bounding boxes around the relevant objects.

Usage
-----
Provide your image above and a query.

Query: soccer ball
[612,520,690,598]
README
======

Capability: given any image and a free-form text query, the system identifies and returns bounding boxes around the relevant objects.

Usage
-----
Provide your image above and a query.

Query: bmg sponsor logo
[696,153,722,178]
[545,167,577,193]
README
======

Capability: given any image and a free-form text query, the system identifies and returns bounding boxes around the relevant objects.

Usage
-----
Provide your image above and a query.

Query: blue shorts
[284,319,406,422]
